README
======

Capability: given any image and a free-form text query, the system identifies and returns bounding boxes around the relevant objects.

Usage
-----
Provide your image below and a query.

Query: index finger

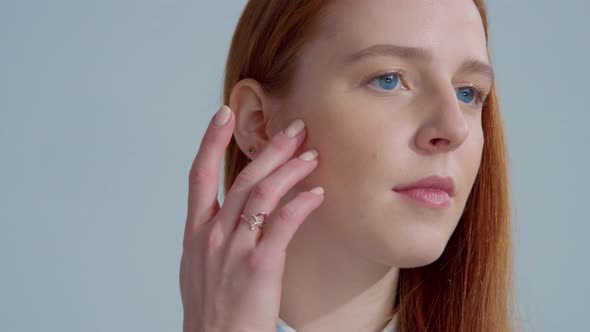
[185,105,234,236]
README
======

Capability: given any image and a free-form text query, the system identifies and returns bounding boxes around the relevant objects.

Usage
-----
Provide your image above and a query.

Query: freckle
[371,152,378,160]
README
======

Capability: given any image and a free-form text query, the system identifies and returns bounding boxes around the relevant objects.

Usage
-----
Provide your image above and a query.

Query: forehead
[313,0,489,65]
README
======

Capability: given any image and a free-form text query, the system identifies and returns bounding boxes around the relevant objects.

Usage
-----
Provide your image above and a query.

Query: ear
[229,78,276,159]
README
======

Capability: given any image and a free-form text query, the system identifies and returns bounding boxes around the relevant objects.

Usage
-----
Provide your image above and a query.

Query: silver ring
[240,212,268,231]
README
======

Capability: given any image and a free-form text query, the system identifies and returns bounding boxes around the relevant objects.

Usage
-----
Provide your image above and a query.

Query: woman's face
[267,0,493,267]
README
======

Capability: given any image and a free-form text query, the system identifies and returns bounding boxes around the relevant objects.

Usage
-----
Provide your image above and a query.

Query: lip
[392,175,455,209]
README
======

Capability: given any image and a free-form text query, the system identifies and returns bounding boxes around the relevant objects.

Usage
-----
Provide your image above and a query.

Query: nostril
[431,138,449,145]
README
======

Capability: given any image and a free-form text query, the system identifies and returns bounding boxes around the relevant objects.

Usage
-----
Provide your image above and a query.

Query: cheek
[456,128,484,203]
[304,117,414,223]
[301,89,414,186]
[467,128,484,173]
[307,103,385,173]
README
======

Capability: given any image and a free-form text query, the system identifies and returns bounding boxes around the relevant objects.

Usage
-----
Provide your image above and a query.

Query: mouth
[392,175,455,209]
[393,188,451,208]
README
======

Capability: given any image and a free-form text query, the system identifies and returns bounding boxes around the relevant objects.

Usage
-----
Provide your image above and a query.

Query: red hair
[221,1,518,331]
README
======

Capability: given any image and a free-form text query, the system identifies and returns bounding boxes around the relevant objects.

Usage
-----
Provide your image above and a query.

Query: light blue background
[1,1,588,331]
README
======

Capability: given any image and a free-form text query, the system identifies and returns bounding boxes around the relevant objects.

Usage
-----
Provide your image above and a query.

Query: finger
[185,105,234,241]
[229,148,319,252]
[215,119,307,237]
[257,187,325,254]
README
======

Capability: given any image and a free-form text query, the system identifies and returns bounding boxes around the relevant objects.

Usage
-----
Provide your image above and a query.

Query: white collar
[277,314,398,332]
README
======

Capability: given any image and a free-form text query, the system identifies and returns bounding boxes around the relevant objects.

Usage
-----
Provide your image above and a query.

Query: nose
[414,84,470,154]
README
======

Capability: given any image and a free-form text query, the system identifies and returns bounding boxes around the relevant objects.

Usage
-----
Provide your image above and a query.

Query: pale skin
[180,0,493,331]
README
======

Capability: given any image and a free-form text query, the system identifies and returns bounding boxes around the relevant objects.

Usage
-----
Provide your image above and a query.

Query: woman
[180,0,517,331]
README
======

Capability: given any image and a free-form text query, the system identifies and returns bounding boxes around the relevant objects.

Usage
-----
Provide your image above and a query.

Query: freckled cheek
[312,128,391,190]
[305,94,398,166]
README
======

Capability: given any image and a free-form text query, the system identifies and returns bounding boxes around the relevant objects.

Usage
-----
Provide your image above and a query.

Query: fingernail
[283,119,305,138]
[298,149,318,161]
[213,105,231,127]
[309,186,324,195]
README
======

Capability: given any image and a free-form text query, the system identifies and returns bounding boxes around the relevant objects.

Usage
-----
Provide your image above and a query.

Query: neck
[279,218,399,332]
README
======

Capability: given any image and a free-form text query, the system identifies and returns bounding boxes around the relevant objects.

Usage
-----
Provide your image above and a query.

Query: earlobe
[229,78,273,158]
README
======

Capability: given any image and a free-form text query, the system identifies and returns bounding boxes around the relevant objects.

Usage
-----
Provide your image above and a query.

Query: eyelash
[365,71,488,106]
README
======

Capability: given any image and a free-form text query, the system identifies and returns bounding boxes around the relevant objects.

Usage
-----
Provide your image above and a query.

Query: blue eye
[368,73,400,91]
[367,73,487,106]
[456,87,476,103]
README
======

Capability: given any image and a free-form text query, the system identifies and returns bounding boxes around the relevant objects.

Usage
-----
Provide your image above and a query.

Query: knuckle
[248,248,282,274]
[189,165,214,186]
[246,248,269,271]
[265,141,284,155]
[182,226,198,252]
[251,180,275,200]
[233,167,257,190]
[277,204,298,222]
[281,158,301,174]
[203,224,224,257]
[201,130,224,147]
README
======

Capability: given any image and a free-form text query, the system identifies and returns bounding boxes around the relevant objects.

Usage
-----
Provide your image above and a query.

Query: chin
[392,227,452,268]
[396,247,446,268]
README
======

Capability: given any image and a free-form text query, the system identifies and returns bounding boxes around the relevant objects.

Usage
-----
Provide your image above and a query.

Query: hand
[179,105,324,332]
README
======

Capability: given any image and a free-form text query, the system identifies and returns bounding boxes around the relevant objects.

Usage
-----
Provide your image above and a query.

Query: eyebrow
[345,43,495,84]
